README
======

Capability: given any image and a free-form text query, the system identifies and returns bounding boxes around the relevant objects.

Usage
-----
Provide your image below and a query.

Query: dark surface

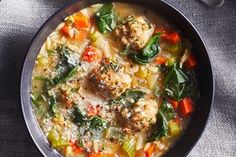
[0,0,235,157]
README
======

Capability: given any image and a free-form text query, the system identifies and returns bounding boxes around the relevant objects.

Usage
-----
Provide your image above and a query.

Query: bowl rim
[20,0,215,157]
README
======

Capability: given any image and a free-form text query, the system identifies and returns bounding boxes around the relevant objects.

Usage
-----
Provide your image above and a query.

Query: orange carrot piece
[168,99,179,110]
[87,104,100,116]
[155,26,170,34]
[146,144,156,157]
[155,56,167,65]
[162,32,180,44]
[74,30,89,41]
[179,97,193,117]
[60,24,70,37]
[81,46,102,63]
[73,12,90,30]
[184,53,198,70]
[88,152,102,157]
[69,139,83,153]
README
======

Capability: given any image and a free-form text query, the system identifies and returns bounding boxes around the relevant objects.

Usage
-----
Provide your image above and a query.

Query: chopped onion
[179,49,190,68]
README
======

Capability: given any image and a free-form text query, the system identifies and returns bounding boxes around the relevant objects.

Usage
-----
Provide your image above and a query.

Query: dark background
[0,0,235,156]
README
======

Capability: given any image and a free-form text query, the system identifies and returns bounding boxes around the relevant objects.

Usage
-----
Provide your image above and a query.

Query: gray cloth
[0,0,235,156]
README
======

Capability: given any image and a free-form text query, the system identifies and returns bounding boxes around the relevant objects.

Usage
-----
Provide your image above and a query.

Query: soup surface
[31,2,199,157]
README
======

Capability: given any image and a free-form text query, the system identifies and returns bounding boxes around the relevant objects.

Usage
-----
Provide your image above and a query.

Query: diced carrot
[155,56,167,65]
[155,26,170,34]
[69,139,83,153]
[87,104,100,116]
[173,116,181,125]
[145,144,156,157]
[184,53,198,70]
[162,32,181,44]
[135,149,146,157]
[81,46,102,63]
[179,97,193,117]
[103,154,117,157]
[73,12,90,30]
[167,99,179,110]
[74,30,89,41]
[60,24,70,37]
[88,152,102,157]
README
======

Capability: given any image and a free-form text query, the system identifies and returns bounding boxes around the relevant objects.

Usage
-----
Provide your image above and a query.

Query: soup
[31,2,199,157]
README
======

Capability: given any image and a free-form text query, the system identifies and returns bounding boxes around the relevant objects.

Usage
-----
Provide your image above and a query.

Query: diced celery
[48,129,69,148]
[37,56,47,66]
[169,121,181,137]
[167,57,176,67]
[135,65,147,79]
[90,31,99,42]
[122,137,136,157]
[166,43,180,53]
[147,73,158,89]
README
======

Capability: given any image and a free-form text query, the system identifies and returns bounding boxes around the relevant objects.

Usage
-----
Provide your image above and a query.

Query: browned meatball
[88,59,131,99]
[120,99,158,132]
[114,15,154,50]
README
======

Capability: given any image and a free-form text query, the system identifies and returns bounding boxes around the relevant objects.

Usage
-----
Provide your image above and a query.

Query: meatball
[88,59,131,99]
[120,99,158,132]
[114,15,154,50]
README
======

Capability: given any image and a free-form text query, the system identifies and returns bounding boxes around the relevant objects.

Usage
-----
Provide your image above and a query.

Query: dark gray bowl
[20,0,215,157]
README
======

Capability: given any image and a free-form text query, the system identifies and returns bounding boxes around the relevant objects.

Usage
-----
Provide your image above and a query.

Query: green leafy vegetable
[164,65,189,100]
[72,107,107,129]
[72,107,88,125]
[109,89,145,106]
[147,101,174,142]
[122,137,136,157]
[90,116,107,129]
[147,111,168,142]
[159,101,175,120]
[48,95,57,116]
[127,34,161,64]
[52,46,78,85]
[95,3,116,33]
[142,34,161,57]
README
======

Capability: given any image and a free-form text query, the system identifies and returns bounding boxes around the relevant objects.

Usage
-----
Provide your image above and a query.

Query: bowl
[20,0,215,156]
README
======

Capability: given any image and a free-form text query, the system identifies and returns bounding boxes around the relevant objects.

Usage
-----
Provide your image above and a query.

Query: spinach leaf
[128,53,150,65]
[52,46,78,85]
[90,116,107,129]
[46,46,78,88]
[95,3,116,33]
[147,101,174,142]
[109,89,145,107]
[147,111,168,142]
[72,107,88,125]
[72,107,107,129]
[164,65,189,100]
[159,101,175,121]
[126,34,161,64]
[48,95,57,116]
[142,34,161,57]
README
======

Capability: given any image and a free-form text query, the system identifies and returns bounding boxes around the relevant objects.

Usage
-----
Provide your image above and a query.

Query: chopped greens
[95,3,116,33]
[127,34,161,64]
[90,116,107,129]
[109,89,145,106]
[164,65,190,101]
[147,101,174,142]
[72,107,107,129]
[48,95,57,116]
[51,46,78,85]
[72,107,88,125]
